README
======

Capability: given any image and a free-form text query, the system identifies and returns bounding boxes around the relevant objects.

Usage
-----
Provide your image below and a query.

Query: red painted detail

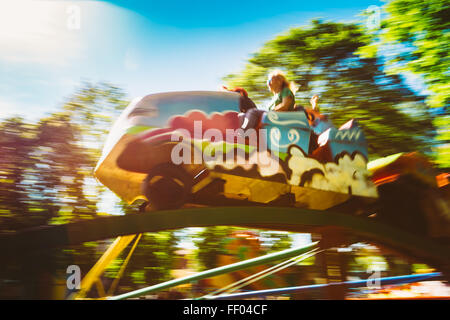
[168,111,241,142]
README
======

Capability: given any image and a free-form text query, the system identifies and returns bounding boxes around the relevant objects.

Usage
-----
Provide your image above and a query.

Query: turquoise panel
[326,127,368,159]
[262,111,311,155]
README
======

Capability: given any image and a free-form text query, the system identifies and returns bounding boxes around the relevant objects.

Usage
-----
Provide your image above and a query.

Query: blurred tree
[224,20,435,159]
[103,231,180,292]
[0,117,42,231]
[62,82,130,210]
[374,0,449,167]
[0,82,130,298]
[63,82,129,162]
[98,202,180,291]
[33,113,96,225]
[260,231,293,253]
[194,226,235,270]
[0,113,102,298]
[380,0,449,109]
[0,82,186,298]
[194,227,294,271]
[0,82,128,231]
[0,113,96,230]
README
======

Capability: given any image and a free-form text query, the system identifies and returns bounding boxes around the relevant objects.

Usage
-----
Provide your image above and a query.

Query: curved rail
[1,206,449,274]
[205,272,444,300]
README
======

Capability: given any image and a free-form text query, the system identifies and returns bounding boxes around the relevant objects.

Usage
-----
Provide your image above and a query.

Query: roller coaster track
[1,206,449,276]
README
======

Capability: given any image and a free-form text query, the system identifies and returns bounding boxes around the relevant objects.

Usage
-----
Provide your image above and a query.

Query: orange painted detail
[436,173,449,188]
[373,174,400,186]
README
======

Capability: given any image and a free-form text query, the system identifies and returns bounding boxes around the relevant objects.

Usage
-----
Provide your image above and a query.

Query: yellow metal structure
[72,234,138,299]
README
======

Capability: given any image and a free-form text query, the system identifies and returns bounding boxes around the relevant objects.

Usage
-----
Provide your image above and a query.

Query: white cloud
[0,98,24,119]
[0,0,84,66]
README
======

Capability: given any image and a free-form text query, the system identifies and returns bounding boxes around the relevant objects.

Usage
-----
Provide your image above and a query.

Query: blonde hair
[267,70,298,94]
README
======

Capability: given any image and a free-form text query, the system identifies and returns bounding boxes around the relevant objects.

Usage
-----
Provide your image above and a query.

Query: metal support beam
[205,272,443,300]
[108,242,319,300]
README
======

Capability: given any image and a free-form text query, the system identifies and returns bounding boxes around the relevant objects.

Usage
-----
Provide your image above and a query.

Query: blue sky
[0,0,384,121]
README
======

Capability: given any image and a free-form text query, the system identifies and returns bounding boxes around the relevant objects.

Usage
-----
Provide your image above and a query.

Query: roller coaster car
[94,91,378,211]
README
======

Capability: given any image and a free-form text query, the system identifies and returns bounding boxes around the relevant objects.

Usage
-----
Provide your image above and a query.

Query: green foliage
[381,0,449,109]
[194,227,294,271]
[0,118,40,230]
[433,116,450,168]
[370,0,449,166]
[63,82,129,161]
[0,114,95,230]
[225,20,436,159]
[110,231,180,290]
[260,231,293,253]
[0,82,132,298]
[0,82,129,232]
[194,226,236,270]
